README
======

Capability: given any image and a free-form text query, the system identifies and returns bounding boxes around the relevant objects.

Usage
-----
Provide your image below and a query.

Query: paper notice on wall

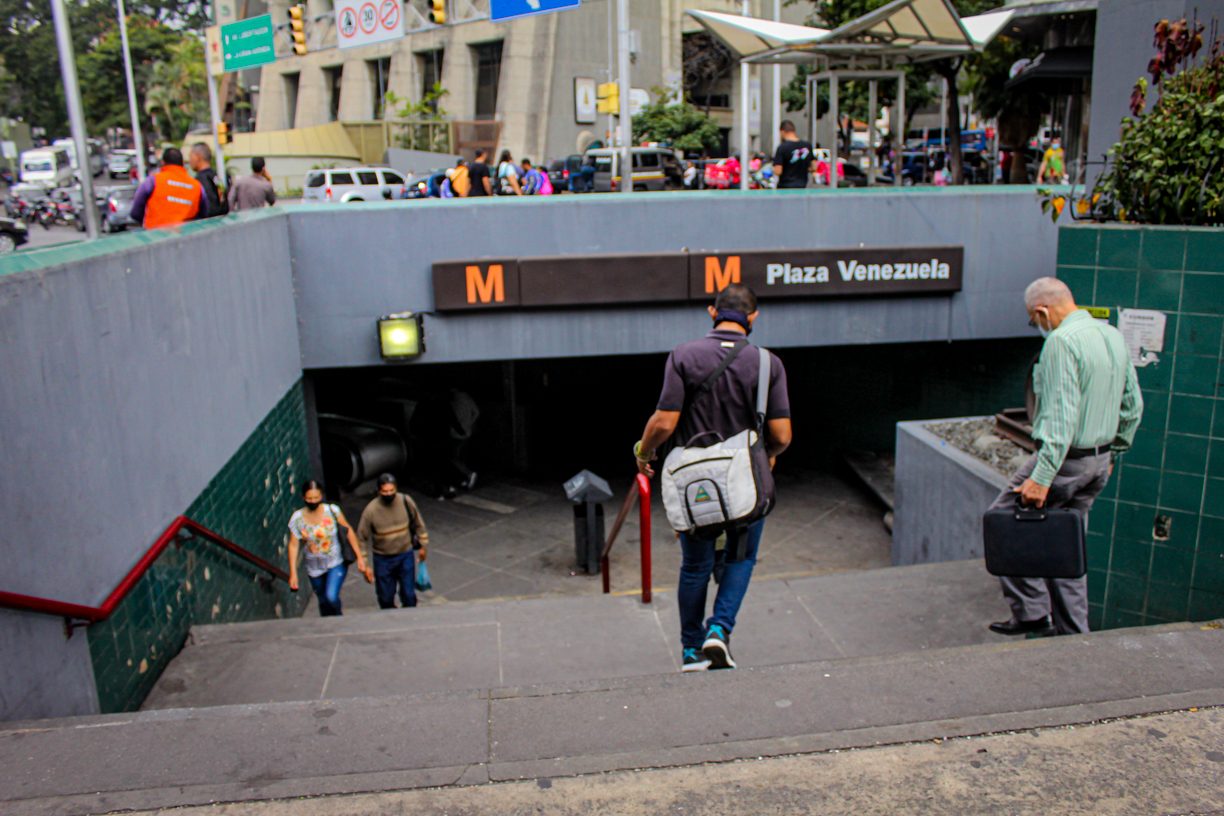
[1117,308,1166,367]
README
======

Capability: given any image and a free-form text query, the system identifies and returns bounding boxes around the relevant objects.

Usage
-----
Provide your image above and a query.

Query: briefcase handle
[1013,495,1047,521]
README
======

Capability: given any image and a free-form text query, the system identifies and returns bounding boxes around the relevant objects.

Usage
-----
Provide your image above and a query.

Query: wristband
[633,440,655,462]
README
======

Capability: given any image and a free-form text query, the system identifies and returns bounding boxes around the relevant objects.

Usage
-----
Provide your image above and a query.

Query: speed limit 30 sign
[336,0,403,48]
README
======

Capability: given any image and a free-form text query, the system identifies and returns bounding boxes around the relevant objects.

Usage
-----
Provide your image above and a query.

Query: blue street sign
[490,0,579,22]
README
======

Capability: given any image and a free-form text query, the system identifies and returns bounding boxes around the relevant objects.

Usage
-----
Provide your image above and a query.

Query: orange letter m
[705,256,740,293]
[465,264,505,304]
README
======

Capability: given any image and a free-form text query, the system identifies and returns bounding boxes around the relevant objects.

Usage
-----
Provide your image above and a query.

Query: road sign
[337,0,403,49]
[205,25,224,76]
[221,15,275,72]
[214,0,236,26]
[491,0,580,23]
[574,77,596,124]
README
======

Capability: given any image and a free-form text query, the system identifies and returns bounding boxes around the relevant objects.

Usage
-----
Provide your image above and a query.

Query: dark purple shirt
[657,329,790,451]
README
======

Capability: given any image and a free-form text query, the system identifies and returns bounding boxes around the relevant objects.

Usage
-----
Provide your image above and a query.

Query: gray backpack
[660,339,776,545]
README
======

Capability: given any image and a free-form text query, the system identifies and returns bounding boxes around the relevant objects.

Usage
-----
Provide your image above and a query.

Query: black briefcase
[982,498,1087,579]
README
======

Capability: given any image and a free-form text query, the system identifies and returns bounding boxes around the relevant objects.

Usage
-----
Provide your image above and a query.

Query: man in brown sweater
[357,473,430,609]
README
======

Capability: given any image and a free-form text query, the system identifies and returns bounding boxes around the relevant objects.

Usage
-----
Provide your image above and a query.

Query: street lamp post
[50,0,100,239]
[739,0,750,190]
[616,0,632,194]
[117,0,147,181]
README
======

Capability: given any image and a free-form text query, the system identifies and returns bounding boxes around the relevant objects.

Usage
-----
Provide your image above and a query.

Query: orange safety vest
[143,165,202,229]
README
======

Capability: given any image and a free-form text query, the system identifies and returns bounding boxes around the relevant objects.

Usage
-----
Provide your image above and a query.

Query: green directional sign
[221,14,276,72]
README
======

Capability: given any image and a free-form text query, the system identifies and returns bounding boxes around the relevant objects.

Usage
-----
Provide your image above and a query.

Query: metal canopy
[686,1,1015,66]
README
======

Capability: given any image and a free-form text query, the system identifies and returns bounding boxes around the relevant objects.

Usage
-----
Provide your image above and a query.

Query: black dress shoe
[989,615,1056,636]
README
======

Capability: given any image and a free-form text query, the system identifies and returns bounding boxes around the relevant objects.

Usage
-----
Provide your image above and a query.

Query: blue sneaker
[702,624,735,669]
[681,647,710,672]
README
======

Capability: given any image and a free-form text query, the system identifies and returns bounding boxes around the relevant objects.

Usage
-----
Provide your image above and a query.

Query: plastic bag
[415,561,433,592]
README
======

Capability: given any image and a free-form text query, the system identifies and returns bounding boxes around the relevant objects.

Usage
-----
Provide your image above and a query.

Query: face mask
[1035,312,1052,338]
[379,493,396,505]
[713,308,753,336]
[304,501,320,511]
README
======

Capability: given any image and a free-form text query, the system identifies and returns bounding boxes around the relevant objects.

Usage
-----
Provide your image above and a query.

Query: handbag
[982,496,1086,579]
[327,505,358,565]
[660,340,775,549]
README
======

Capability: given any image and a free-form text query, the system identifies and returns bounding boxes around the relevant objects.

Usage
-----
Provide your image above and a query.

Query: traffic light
[217,122,230,146]
[428,0,445,25]
[596,81,619,114]
[288,4,307,55]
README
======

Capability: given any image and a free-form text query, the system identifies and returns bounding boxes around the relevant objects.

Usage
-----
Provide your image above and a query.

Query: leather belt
[1036,440,1111,459]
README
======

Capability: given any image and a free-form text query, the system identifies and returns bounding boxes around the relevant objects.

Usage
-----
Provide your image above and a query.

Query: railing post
[637,473,651,604]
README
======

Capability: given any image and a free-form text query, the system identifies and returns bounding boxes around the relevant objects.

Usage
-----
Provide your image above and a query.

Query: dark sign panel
[519,252,689,306]
[432,246,963,311]
[689,246,964,300]
[432,259,521,311]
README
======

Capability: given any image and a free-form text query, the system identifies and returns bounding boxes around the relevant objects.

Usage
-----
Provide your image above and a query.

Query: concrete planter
[893,419,1007,567]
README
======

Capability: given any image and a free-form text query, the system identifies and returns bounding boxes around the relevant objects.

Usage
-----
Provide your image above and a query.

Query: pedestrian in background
[520,159,552,195]
[129,147,209,229]
[358,474,430,609]
[446,158,470,197]
[188,142,227,217]
[288,480,371,617]
[496,149,523,195]
[633,283,793,672]
[228,156,276,212]
[468,149,493,196]
[771,120,816,189]
[986,278,1142,637]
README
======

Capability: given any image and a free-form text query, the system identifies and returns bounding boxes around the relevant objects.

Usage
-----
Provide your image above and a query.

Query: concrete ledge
[893,419,1009,566]
[3,622,1221,815]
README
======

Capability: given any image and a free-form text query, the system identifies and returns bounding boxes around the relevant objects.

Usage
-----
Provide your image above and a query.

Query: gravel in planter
[923,417,1030,478]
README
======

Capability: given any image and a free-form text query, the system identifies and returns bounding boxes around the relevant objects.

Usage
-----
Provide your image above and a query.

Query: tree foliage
[77,19,182,136]
[1091,18,1224,224]
[632,87,723,153]
[0,0,208,136]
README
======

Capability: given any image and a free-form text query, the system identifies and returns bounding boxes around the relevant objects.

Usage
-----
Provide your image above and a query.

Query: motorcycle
[34,198,60,229]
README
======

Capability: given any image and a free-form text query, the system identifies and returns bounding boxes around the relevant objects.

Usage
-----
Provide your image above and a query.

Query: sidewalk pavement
[331,469,893,610]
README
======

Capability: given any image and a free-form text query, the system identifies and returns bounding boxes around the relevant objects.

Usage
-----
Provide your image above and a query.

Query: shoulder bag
[327,505,358,565]
[660,339,776,544]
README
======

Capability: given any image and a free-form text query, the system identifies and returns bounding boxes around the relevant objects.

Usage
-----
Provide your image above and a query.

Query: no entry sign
[337,0,403,49]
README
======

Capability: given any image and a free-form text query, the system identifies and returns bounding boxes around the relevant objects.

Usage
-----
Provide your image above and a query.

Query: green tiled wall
[1057,225,1224,631]
[87,382,312,713]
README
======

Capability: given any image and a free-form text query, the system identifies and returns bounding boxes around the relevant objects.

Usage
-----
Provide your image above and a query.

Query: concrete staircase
[4,560,1223,816]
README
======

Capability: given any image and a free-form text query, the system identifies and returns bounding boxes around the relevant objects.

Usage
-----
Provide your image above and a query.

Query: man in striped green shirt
[987,278,1143,637]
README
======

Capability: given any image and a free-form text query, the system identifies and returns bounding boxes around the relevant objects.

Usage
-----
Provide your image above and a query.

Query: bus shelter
[687,0,1015,187]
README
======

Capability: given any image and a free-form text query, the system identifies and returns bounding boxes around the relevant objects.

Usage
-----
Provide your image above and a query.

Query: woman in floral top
[288,480,370,616]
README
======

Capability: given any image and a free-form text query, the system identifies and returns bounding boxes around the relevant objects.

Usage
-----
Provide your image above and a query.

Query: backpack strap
[695,338,749,397]
[756,347,770,431]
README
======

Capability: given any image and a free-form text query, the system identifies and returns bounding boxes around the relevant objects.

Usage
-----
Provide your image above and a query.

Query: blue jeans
[374,551,417,609]
[677,519,764,651]
[308,562,348,617]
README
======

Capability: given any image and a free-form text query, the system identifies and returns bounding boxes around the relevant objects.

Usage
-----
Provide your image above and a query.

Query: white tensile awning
[686,0,1016,64]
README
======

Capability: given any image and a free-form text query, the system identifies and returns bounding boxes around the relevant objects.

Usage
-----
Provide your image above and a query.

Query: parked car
[107,150,137,179]
[587,147,676,192]
[302,166,407,202]
[101,185,140,233]
[0,214,30,252]
[403,168,448,199]
[547,155,584,193]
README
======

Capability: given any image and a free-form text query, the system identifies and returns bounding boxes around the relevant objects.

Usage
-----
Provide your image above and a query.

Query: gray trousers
[988,451,1111,635]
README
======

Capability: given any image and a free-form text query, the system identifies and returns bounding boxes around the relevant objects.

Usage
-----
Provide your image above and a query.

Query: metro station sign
[432,245,963,312]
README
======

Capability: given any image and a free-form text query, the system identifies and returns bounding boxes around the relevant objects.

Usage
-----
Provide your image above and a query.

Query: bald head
[1024,277,1075,311]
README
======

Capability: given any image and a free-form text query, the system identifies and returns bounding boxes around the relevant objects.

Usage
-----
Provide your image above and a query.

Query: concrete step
[142,559,1009,710]
[4,620,1222,816]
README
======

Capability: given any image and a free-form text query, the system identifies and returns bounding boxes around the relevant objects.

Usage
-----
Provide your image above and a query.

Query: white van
[19,148,73,187]
[52,138,104,178]
[301,166,406,202]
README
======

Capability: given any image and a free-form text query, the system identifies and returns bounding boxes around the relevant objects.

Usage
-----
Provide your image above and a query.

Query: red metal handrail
[0,516,289,624]
[601,474,652,604]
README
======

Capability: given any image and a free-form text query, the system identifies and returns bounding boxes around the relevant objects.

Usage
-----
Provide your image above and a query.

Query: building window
[471,40,502,121]
[283,71,301,128]
[368,57,391,119]
[418,48,444,114]
[325,66,343,122]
